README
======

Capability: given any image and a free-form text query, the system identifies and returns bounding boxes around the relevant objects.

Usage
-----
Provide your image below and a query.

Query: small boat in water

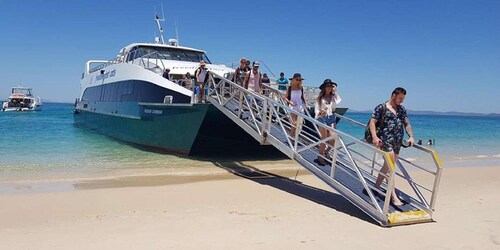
[2,86,42,112]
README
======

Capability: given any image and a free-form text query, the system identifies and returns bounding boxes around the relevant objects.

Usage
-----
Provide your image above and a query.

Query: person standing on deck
[195,60,209,103]
[162,68,170,80]
[182,72,192,90]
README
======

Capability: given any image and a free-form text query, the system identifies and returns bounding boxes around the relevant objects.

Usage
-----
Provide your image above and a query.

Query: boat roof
[122,43,206,54]
[11,86,31,90]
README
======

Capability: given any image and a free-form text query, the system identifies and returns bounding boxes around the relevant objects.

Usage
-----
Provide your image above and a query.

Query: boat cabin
[122,44,212,64]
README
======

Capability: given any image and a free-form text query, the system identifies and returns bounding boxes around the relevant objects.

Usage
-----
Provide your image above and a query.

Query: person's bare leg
[325,124,336,157]
[319,128,327,157]
[200,83,206,102]
[390,153,403,205]
[375,151,403,206]
[290,114,297,138]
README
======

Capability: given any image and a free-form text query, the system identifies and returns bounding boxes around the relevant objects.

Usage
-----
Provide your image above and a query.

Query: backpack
[235,66,249,84]
[364,103,387,144]
[194,67,208,83]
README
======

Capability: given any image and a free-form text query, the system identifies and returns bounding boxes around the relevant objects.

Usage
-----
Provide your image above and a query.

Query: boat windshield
[12,88,32,96]
[126,45,212,64]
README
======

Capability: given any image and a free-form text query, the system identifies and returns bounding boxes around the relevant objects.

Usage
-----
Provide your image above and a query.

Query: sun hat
[289,73,304,80]
[319,79,337,90]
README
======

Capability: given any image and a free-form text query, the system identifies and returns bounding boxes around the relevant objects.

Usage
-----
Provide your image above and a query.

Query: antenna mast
[154,3,166,44]
[175,18,180,46]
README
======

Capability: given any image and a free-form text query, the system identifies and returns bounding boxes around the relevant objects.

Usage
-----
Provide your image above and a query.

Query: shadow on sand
[211,160,377,226]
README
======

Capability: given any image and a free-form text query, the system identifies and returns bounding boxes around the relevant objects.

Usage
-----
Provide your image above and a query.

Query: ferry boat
[73,16,265,155]
[2,86,43,112]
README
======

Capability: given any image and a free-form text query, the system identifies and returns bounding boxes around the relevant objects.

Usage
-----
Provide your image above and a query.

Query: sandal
[324,152,332,161]
[314,156,327,166]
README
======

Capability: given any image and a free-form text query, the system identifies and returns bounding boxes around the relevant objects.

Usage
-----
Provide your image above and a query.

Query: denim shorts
[318,114,336,126]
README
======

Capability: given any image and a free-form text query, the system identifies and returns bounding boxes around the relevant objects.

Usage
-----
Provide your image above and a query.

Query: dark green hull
[74,103,282,156]
[74,103,209,154]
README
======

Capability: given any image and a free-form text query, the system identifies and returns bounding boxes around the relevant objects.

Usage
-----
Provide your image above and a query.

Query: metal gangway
[204,72,443,226]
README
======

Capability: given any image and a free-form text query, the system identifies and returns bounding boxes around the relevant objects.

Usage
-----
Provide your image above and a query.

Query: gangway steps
[297,151,432,225]
[205,73,441,226]
[214,97,431,225]
[223,102,431,223]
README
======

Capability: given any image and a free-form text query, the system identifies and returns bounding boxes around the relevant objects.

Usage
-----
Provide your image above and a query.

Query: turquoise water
[1,103,499,180]
[336,112,500,161]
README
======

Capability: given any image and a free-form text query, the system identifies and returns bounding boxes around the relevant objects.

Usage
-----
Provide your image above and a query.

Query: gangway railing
[205,71,443,226]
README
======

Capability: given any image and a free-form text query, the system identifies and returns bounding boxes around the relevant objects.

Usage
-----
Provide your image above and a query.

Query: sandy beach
[0,161,499,249]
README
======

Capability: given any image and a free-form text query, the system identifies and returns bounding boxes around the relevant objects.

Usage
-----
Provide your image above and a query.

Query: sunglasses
[295,78,302,81]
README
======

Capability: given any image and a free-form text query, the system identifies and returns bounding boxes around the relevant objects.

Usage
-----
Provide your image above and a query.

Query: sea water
[0,103,210,181]
[1,103,499,181]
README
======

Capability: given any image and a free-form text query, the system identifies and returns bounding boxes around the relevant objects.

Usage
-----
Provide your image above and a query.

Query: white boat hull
[1,103,41,112]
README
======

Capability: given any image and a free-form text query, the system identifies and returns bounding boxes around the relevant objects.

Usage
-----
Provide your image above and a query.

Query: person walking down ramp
[368,87,415,207]
[314,79,342,165]
[284,73,307,138]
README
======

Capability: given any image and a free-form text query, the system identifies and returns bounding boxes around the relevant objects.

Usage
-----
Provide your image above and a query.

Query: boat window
[127,46,212,63]
[12,88,32,96]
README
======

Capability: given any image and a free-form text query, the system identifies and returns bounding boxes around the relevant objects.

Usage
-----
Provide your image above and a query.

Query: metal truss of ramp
[205,72,443,227]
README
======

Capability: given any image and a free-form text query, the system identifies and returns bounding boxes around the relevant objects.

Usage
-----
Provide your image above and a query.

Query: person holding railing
[369,87,415,207]
[242,61,263,117]
[242,61,263,94]
[314,79,342,166]
[284,73,307,139]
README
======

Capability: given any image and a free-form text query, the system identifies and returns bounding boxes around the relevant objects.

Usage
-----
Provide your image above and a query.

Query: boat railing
[205,71,443,226]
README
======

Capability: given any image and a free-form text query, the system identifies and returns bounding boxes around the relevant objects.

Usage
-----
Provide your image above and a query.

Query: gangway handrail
[204,71,442,226]
[335,111,443,209]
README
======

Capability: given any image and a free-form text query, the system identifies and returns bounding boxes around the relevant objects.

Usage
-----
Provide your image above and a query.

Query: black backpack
[235,66,249,84]
[364,103,387,144]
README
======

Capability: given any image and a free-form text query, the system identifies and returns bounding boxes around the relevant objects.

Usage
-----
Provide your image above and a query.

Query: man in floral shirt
[369,87,415,206]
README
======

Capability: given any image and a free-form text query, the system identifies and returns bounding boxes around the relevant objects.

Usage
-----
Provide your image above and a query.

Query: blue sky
[1,0,499,113]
